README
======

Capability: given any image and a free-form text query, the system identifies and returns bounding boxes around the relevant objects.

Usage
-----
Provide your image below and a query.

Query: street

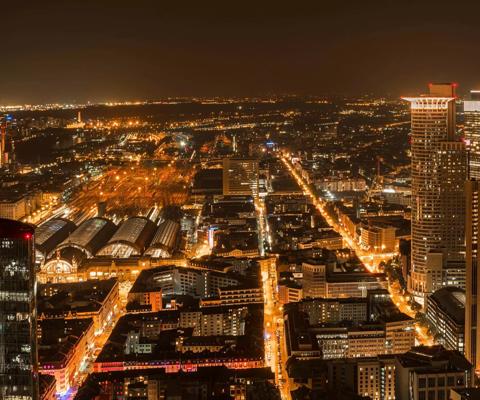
[279,153,434,347]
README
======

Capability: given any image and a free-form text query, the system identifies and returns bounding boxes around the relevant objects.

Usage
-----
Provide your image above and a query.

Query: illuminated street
[260,256,289,400]
[254,194,289,399]
[279,153,435,347]
[279,154,393,268]
[69,307,124,400]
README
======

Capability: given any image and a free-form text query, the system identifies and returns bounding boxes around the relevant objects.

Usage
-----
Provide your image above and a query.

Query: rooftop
[38,318,93,365]
[38,278,117,316]
[429,286,465,325]
[57,217,117,256]
[35,217,76,257]
[397,345,472,372]
[0,218,35,238]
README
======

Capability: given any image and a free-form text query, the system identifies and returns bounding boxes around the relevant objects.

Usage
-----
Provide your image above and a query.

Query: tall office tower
[439,141,467,261]
[464,90,480,179]
[0,122,6,168]
[0,219,39,399]
[222,157,259,197]
[403,83,467,305]
[466,180,480,374]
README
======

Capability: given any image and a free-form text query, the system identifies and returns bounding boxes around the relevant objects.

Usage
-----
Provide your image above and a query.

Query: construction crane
[367,156,391,199]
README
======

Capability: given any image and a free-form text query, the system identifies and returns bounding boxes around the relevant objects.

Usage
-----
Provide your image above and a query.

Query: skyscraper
[0,121,6,169]
[438,141,467,264]
[222,157,259,197]
[0,219,39,399]
[464,90,480,179]
[403,83,467,305]
[465,179,480,374]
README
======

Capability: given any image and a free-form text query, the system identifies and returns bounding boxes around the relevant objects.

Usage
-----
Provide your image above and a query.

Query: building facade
[465,179,480,372]
[360,223,397,253]
[403,83,466,305]
[426,287,465,354]
[395,346,472,400]
[464,90,480,179]
[38,319,95,395]
[222,158,259,197]
[0,219,39,399]
[278,282,303,304]
[302,261,327,298]
[0,195,28,220]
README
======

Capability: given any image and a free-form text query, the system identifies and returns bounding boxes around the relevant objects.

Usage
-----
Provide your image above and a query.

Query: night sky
[3,0,480,103]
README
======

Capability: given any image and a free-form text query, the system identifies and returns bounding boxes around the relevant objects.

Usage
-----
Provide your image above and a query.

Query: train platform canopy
[97,216,157,258]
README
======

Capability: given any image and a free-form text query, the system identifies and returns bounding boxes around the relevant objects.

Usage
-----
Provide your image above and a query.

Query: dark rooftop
[38,278,117,316]
[397,345,472,372]
[0,218,35,238]
[429,286,465,325]
[38,318,93,365]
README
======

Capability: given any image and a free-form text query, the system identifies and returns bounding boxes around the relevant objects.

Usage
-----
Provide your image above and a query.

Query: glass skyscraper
[0,218,38,399]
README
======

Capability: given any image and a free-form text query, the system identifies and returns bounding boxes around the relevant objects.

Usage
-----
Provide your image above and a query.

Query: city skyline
[1,80,478,399]
[4,2,480,399]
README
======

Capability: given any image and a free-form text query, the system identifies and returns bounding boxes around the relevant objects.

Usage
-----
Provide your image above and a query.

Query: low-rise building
[287,346,471,400]
[284,292,414,361]
[314,176,366,193]
[93,303,264,373]
[0,193,28,220]
[278,281,303,304]
[127,265,242,300]
[37,278,120,335]
[76,366,277,400]
[302,258,387,299]
[332,356,397,400]
[126,264,261,313]
[360,222,397,253]
[297,232,344,250]
[180,336,235,354]
[395,345,472,400]
[296,297,368,325]
[287,354,397,400]
[205,285,263,307]
[128,287,163,312]
[38,318,95,395]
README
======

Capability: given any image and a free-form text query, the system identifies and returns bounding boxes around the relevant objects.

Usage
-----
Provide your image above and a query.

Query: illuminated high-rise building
[0,219,39,399]
[222,157,259,197]
[0,121,6,168]
[464,90,480,179]
[465,91,480,374]
[403,83,467,305]
[465,179,480,373]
